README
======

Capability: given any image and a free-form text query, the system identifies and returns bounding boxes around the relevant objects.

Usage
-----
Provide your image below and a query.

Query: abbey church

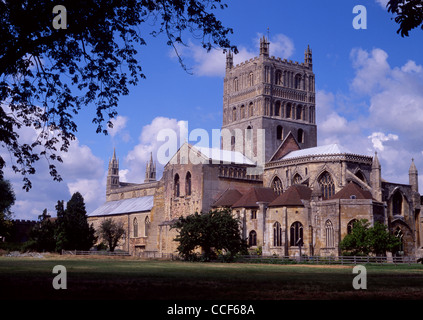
[88,36,423,258]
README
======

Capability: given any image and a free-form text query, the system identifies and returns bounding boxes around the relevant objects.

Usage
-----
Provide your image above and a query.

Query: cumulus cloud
[320,47,423,186]
[368,132,399,151]
[108,115,129,140]
[2,125,105,220]
[124,116,188,182]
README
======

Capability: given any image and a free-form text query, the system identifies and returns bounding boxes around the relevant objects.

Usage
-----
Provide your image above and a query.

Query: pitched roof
[232,187,277,208]
[195,145,255,165]
[88,196,154,217]
[282,143,352,160]
[212,188,244,207]
[269,184,312,207]
[330,182,373,200]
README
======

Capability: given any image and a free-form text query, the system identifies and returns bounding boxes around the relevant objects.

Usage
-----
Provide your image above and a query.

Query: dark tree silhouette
[0,0,237,190]
[387,0,423,37]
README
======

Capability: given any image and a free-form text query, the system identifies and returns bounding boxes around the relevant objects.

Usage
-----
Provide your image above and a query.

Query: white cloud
[108,115,129,138]
[124,116,188,182]
[320,47,423,185]
[171,33,295,77]
[368,132,399,151]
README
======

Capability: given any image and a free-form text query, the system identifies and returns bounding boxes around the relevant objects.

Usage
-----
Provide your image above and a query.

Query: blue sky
[6,0,423,220]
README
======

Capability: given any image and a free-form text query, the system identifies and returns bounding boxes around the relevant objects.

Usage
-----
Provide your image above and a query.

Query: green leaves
[340,219,402,256]
[172,209,247,261]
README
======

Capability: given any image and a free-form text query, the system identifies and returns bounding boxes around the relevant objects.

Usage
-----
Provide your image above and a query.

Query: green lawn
[1,255,423,300]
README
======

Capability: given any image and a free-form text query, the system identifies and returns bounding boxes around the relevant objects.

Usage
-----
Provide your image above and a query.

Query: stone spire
[106,148,119,195]
[259,35,269,57]
[225,50,233,70]
[305,45,312,70]
[144,152,156,183]
[370,151,382,202]
[409,158,419,192]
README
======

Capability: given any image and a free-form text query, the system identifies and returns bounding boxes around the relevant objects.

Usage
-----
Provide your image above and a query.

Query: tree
[55,192,96,251]
[0,178,15,240]
[172,209,248,261]
[0,0,237,191]
[387,0,423,37]
[340,219,401,256]
[97,218,125,252]
[26,208,56,252]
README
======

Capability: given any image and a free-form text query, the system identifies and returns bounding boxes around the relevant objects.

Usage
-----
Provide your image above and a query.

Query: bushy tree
[0,178,15,240]
[172,209,247,261]
[26,209,56,252]
[0,0,237,190]
[55,192,96,251]
[340,219,401,256]
[97,218,125,252]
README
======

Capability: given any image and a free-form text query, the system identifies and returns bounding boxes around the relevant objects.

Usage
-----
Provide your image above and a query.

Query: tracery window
[318,171,335,199]
[290,221,303,246]
[273,222,282,247]
[292,173,302,185]
[249,230,257,246]
[133,218,138,238]
[272,176,283,195]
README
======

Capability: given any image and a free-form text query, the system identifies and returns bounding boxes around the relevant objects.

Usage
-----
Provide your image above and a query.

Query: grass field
[1,254,423,300]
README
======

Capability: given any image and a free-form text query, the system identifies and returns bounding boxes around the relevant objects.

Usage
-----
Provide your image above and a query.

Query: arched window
[325,220,334,248]
[232,107,237,122]
[392,190,403,215]
[249,72,254,86]
[145,216,150,237]
[275,70,282,85]
[174,174,180,197]
[290,222,303,246]
[318,171,335,199]
[233,77,239,91]
[272,176,283,195]
[273,222,282,247]
[297,129,304,143]
[347,219,358,234]
[295,74,302,89]
[355,170,365,182]
[185,172,191,196]
[292,173,302,185]
[240,105,245,119]
[276,125,283,140]
[296,105,303,120]
[133,218,138,238]
[274,101,281,116]
[248,102,254,117]
[286,103,292,118]
[248,230,257,246]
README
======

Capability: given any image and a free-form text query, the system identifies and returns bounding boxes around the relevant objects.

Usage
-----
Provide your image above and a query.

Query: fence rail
[237,255,418,265]
[62,250,130,256]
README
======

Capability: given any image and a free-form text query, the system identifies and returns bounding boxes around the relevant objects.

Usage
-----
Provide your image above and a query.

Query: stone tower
[106,148,119,196]
[144,152,156,183]
[222,36,317,162]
